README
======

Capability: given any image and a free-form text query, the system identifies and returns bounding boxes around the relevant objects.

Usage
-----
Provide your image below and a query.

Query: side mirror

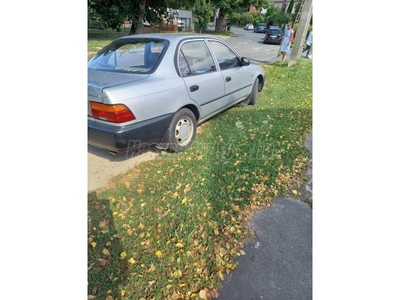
[241,57,250,66]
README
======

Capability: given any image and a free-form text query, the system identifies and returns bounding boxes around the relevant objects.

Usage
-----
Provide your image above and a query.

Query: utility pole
[288,0,312,67]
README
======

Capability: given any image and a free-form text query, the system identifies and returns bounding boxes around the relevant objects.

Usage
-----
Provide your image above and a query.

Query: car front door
[178,40,225,119]
[207,40,252,106]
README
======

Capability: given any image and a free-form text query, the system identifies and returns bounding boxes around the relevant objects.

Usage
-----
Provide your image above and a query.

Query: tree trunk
[129,24,137,35]
[281,0,288,15]
[215,14,225,32]
[129,0,146,35]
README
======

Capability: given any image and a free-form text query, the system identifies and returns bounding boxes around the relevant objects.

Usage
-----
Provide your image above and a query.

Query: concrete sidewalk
[217,134,312,299]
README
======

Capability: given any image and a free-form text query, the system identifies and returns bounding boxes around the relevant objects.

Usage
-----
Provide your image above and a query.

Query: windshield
[88,38,168,73]
[268,29,281,35]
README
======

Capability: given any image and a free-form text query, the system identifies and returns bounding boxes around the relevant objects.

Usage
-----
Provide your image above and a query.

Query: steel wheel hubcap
[175,118,193,146]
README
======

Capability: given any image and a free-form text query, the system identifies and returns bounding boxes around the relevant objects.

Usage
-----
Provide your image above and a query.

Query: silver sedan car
[88,34,265,153]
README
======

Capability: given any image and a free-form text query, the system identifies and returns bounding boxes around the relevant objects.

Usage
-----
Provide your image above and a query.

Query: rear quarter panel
[104,75,196,124]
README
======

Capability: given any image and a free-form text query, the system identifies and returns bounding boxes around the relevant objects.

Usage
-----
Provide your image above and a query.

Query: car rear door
[207,40,252,106]
[178,40,225,119]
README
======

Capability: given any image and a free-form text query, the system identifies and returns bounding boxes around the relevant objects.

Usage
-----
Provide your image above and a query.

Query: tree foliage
[228,12,257,27]
[88,0,273,34]
[226,2,294,30]
[88,0,194,34]
[212,0,268,31]
[287,0,295,14]
[193,0,214,33]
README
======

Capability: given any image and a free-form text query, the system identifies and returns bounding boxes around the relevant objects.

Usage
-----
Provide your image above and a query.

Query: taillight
[90,102,136,123]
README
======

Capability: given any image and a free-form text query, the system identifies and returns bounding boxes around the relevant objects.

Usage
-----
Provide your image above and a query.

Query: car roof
[115,33,227,48]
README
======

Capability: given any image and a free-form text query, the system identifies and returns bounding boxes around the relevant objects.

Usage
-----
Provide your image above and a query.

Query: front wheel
[240,78,259,106]
[166,108,196,152]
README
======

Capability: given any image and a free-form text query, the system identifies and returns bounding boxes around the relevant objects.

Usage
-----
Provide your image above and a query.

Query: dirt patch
[88,146,159,192]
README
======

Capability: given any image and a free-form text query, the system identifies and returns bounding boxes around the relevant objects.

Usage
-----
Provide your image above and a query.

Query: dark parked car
[254,23,267,33]
[88,34,265,153]
[264,28,283,44]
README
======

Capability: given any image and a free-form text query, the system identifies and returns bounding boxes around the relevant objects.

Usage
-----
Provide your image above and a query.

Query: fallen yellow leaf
[90,242,96,248]
[172,269,182,278]
[102,249,110,256]
[181,197,188,205]
[119,251,127,259]
[128,258,136,264]
[155,250,163,258]
[175,242,184,248]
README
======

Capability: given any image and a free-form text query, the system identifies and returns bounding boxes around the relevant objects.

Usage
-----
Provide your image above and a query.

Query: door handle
[225,77,231,82]
[190,85,199,92]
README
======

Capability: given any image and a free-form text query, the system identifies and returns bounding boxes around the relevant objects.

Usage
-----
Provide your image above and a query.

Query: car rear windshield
[268,29,281,34]
[88,38,169,73]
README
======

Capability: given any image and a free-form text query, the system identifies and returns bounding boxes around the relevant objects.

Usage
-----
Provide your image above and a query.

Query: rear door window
[178,40,216,76]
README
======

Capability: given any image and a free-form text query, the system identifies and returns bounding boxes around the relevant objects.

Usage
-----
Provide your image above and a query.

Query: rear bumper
[264,38,281,44]
[88,114,173,152]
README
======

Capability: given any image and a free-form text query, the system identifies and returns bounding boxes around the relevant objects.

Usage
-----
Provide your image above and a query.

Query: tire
[240,78,259,106]
[166,108,196,152]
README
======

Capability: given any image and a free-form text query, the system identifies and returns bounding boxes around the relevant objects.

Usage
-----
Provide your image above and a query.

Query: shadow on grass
[88,191,128,298]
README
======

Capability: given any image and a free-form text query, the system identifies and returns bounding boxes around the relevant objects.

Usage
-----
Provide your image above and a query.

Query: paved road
[225,26,282,65]
[217,198,312,300]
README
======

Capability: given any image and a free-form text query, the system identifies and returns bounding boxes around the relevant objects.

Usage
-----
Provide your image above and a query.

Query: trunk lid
[88,70,149,117]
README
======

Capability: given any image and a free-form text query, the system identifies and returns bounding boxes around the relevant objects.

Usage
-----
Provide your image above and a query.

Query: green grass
[303,198,313,208]
[88,39,113,58]
[88,59,312,300]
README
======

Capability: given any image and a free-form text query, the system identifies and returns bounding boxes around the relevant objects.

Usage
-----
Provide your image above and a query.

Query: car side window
[179,41,216,77]
[208,41,240,70]
[178,51,190,77]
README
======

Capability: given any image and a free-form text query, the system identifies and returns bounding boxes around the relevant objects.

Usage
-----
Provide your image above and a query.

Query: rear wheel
[166,108,196,152]
[241,78,259,106]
